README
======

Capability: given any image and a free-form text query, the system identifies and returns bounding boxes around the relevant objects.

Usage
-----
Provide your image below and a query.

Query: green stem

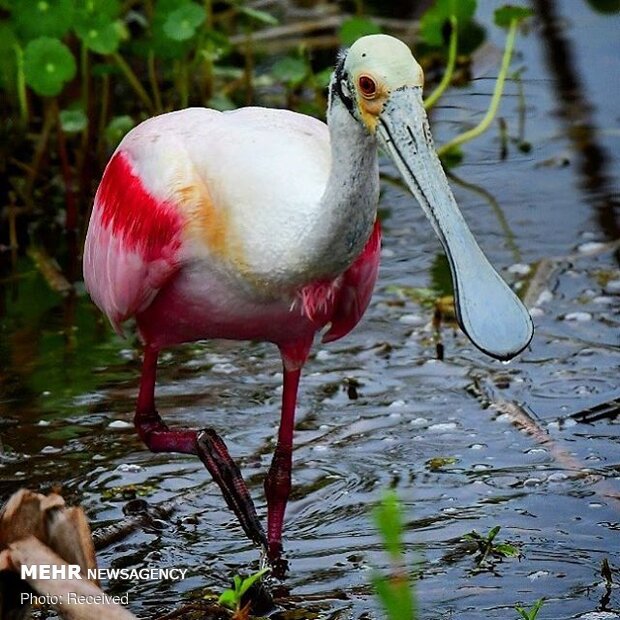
[437,17,519,157]
[424,15,458,111]
[148,51,163,113]
[111,52,154,113]
[179,59,189,108]
[14,44,28,124]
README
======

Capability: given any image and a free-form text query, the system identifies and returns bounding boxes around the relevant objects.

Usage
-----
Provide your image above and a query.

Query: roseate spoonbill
[83,35,533,572]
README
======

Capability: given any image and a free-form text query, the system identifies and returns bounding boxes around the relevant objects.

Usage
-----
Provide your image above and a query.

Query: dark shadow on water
[533,0,620,257]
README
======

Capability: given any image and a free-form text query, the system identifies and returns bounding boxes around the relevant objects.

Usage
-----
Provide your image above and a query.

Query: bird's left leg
[264,340,312,576]
[135,346,267,550]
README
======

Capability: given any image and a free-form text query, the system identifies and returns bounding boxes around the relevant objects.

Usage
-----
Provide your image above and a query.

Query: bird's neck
[302,98,380,279]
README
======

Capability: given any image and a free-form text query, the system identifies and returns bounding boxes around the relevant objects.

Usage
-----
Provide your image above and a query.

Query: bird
[83,34,533,575]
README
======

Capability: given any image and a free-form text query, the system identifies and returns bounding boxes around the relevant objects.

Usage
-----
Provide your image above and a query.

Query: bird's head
[333,34,424,133]
[331,35,533,361]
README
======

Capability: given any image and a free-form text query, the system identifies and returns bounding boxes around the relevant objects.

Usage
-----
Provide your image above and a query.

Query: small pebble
[108,420,132,429]
[116,463,144,473]
[564,311,592,321]
[315,349,333,361]
[428,422,457,432]
[535,289,553,305]
[593,296,614,304]
[41,446,61,454]
[577,241,607,253]
[508,263,531,275]
[399,313,425,326]
[606,279,620,294]
[547,472,568,483]
[529,307,545,318]
[212,362,238,374]
[37,420,51,426]
[388,399,406,408]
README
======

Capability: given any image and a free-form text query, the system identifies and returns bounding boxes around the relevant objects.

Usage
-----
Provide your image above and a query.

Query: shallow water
[1,1,619,619]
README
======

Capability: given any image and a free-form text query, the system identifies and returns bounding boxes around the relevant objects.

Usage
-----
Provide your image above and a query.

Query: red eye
[358,75,377,98]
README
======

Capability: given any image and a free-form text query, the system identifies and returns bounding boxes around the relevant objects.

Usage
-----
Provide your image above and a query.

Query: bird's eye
[358,75,377,98]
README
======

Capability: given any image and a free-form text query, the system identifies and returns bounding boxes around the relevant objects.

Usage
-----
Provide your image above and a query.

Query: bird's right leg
[134,346,267,549]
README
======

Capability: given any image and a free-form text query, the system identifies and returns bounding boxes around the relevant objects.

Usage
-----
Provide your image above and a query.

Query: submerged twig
[92,496,181,551]
[469,373,620,506]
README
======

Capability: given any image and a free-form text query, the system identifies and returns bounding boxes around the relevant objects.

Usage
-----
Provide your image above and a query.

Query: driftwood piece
[0,489,136,620]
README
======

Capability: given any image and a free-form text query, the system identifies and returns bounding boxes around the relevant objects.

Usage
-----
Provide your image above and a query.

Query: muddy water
[1,1,619,619]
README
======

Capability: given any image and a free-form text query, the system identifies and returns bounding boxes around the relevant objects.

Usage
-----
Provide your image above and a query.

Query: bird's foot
[195,429,267,549]
[266,542,289,580]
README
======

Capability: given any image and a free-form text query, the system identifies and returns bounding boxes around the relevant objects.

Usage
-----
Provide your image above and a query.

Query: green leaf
[419,0,476,47]
[200,29,231,61]
[238,567,269,598]
[494,542,519,557]
[272,56,307,87]
[207,93,236,111]
[23,37,76,96]
[314,67,333,90]
[59,108,87,132]
[74,15,121,54]
[12,0,75,40]
[425,456,458,471]
[339,16,381,46]
[217,588,238,610]
[494,5,534,28]
[515,599,543,620]
[238,5,278,25]
[373,490,404,560]
[105,114,134,147]
[372,574,415,620]
[76,0,121,19]
[163,2,206,41]
[487,525,501,542]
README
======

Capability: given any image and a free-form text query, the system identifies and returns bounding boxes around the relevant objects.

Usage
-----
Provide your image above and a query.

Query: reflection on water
[1,1,620,619]
[534,0,620,249]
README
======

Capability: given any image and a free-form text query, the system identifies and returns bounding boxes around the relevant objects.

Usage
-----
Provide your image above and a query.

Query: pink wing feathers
[299,220,382,343]
[83,152,184,334]
[322,220,382,343]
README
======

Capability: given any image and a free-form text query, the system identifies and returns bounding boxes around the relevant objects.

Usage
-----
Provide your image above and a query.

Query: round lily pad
[23,37,76,97]
[78,0,121,19]
[339,17,381,46]
[11,0,75,41]
[105,115,135,147]
[60,108,87,133]
[163,2,206,41]
[74,14,121,54]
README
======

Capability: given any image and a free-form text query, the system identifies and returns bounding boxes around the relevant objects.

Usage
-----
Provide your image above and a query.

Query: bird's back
[84,106,333,334]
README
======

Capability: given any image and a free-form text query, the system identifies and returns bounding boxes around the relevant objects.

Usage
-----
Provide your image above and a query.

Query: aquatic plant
[463,525,520,568]
[218,567,269,619]
[372,491,418,620]
[515,598,545,619]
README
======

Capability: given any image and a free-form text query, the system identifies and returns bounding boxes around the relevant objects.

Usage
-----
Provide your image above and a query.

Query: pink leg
[264,341,311,576]
[134,346,267,549]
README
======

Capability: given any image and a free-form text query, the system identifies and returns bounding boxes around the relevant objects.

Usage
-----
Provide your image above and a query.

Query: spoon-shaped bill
[377,87,533,360]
